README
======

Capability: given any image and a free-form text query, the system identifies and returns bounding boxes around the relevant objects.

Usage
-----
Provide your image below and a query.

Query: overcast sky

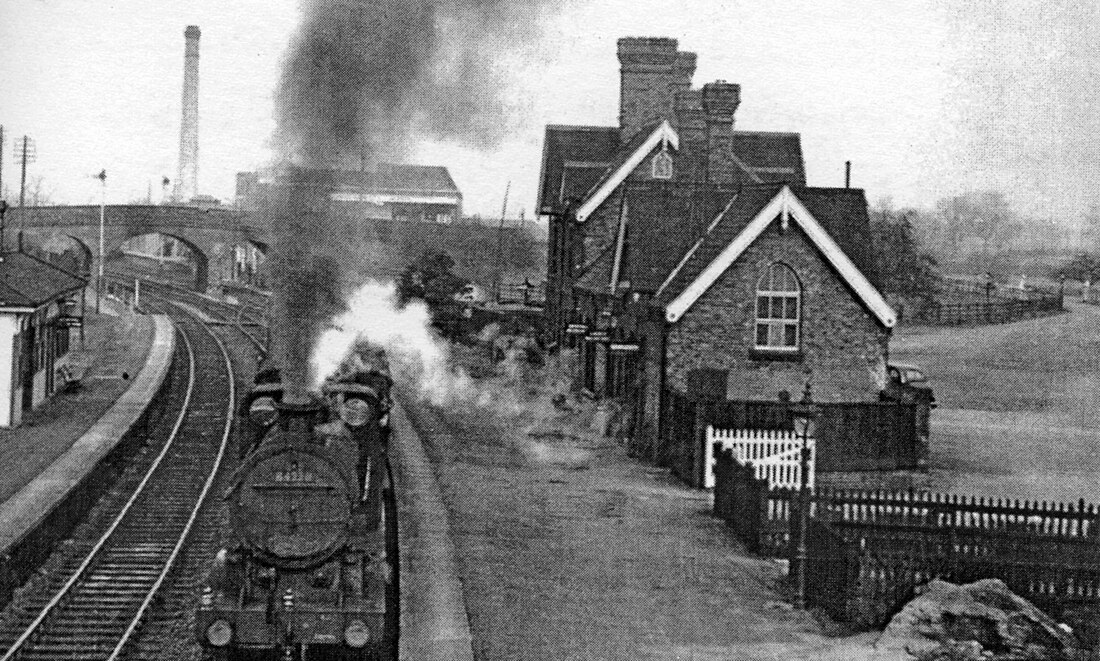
[1,0,1097,225]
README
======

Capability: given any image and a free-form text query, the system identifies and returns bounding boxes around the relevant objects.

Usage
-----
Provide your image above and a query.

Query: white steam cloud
[312,280,492,408]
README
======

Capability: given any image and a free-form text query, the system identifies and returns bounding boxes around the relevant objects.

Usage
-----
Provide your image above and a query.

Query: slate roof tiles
[0,252,86,309]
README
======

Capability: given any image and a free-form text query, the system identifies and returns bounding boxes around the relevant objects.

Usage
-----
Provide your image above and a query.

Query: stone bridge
[7,205,269,290]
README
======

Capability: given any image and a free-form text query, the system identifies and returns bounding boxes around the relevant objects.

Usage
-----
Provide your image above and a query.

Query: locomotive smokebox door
[230,440,359,569]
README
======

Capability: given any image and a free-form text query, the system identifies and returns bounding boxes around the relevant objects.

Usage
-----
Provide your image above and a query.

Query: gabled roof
[575,120,679,223]
[0,252,86,309]
[660,185,895,327]
[728,132,806,185]
[536,125,620,215]
[535,122,805,224]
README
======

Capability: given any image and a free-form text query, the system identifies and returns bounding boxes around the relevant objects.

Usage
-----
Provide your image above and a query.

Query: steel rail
[1,295,237,660]
[107,270,267,356]
[0,306,199,661]
[106,297,236,660]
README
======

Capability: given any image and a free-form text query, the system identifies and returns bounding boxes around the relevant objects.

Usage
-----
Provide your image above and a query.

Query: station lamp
[789,382,818,610]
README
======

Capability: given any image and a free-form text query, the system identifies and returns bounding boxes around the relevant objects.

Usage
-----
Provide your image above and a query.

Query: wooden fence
[909,292,1062,325]
[704,427,814,490]
[495,281,546,307]
[713,449,1100,627]
[660,392,919,485]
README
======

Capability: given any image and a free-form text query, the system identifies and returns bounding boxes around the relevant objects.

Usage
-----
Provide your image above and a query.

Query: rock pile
[874,578,1085,660]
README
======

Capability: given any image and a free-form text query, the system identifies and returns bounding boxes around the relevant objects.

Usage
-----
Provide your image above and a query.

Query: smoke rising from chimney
[268,0,554,398]
[274,0,549,168]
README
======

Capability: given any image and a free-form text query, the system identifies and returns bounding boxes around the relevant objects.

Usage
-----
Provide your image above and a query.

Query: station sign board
[609,342,640,353]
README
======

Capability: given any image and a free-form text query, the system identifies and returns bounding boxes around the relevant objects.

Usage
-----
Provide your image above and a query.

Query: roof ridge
[796,185,866,193]
[546,124,618,132]
[732,130,801,137]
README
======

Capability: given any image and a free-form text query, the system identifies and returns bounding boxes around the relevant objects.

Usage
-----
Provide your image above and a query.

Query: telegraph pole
[15,136,35,207]
[0,125,5,199]
[492,181,510,303]
[96,169,106,314]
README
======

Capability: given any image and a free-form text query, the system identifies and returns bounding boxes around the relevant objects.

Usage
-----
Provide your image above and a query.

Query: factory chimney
[173,25,201,203]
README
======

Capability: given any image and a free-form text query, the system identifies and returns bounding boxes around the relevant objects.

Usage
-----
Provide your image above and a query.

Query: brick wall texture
[664,220,889,403]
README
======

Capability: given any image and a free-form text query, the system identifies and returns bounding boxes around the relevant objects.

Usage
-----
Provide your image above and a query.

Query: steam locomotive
[195,346,397,661]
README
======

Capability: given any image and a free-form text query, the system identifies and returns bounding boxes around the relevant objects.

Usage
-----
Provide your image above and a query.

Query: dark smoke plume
[267,0,553,398]
[263,170,347,402]
[274,0,549,167]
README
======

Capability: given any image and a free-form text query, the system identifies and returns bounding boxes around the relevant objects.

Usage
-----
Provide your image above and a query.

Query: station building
[0,252,87,427]
[537,36,897,445]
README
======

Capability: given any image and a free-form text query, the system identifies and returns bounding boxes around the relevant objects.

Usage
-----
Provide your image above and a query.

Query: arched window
[755,263,800,351]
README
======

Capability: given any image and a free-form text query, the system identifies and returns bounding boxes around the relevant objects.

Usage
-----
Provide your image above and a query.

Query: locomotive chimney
[174,25,201,203]
[277,399,325,436]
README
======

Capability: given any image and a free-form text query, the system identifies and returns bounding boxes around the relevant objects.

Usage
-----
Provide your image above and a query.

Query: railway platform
[0,305,173,556]
[390,399,475,661]
[399,395,831,660]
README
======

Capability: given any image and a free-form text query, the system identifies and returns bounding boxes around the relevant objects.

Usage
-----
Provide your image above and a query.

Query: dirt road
[890,302,1100,502]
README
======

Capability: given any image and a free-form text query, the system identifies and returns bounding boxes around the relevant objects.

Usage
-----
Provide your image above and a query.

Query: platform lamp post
[96,169,106,314]
[0,200,8,257]
[790,382,818,610]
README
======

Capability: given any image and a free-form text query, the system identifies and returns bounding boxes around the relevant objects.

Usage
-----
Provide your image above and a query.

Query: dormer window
[652,149,673,179]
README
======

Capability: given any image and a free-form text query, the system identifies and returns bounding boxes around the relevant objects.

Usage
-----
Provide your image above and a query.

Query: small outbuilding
[0,252,87,427]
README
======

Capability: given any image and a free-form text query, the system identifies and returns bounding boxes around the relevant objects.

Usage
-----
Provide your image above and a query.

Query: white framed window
[754,263,800,351]
[651,150,673,179]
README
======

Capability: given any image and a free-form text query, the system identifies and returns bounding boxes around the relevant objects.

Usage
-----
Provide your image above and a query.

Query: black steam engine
[196,347,397,660]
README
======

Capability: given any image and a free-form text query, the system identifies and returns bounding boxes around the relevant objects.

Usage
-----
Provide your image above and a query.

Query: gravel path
[403,395,828,661]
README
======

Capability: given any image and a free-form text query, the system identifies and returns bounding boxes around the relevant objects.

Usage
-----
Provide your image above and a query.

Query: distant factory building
[236,164,463,225]
[0,253,86,427]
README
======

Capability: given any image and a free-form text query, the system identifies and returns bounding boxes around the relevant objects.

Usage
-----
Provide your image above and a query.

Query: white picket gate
[704,426,815,490]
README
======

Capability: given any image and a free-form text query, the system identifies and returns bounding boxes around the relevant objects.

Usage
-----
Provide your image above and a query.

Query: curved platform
[389,399,474,661]
[0,314,175,554]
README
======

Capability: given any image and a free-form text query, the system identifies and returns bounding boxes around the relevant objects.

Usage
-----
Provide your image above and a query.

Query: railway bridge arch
[8,205,270,291]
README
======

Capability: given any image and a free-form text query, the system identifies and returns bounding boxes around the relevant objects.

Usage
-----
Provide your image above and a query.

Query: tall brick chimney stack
[674,89,707,181]
[617,37,695,141]
[174,25,201,203]
[702,81,741,183]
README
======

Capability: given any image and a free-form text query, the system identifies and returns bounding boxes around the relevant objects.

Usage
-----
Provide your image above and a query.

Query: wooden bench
[57,363,86,392]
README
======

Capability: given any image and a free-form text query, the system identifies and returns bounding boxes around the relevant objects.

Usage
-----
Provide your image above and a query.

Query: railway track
[116,274,269,358]
[105,268,268,354]
[0,296,237,660]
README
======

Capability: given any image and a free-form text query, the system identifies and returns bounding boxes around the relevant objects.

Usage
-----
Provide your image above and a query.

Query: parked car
[454,283,487,304]
[886,363,931,390]
[881,363,936,465]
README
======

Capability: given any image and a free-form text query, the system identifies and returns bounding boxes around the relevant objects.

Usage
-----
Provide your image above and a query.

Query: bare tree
[24,175,55,206]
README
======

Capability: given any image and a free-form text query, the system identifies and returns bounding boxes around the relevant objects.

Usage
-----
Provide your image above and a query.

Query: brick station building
[537,36,897,448]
